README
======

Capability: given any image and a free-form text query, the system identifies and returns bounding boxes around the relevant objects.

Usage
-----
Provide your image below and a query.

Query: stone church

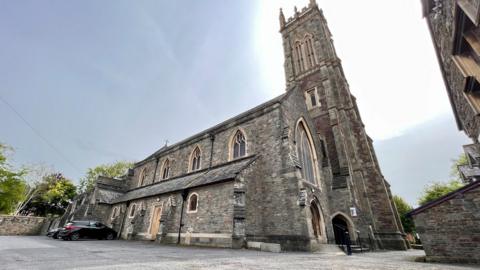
[63,0,407,251]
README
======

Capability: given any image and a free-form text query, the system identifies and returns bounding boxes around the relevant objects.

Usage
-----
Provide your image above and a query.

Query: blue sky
[0,0,470,206]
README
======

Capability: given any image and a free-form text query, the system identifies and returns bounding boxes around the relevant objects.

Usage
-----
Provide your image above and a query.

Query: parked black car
[46,228,61,239]
[58,220,117,241]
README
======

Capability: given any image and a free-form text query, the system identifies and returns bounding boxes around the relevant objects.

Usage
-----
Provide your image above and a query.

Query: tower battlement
[279,0,318,29]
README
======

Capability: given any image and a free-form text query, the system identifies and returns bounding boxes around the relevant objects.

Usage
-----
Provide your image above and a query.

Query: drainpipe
[209,133,215,169]
[177,189,189,244]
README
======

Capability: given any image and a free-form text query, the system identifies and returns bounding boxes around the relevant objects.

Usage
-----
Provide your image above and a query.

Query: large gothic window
[305,35,316,68]
[294,34,317,75]
[296,122,316,184]
[161,159,170,180]
[232,130,246,159]
[190,147,201,172]
[295,41,305,73]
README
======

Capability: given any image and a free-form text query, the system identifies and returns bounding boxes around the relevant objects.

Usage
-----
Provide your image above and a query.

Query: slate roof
[96,189,125,204]
[407,180,480,216]
[110,156,257,204]
[458,164,480,181]
[136,88,296,166]
[464,144,480,162]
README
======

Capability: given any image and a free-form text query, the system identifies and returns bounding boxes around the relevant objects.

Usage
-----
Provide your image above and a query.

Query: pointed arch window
[232,130,246,159]
[305,35,316,68]
[310,201,324,238]
[129,203,137,218]
[161,159,170,180]
[296,122,316,184]
[294,34,317,74]
[138,168,147,187]
[295,41,305,73]
[190,147,201,172]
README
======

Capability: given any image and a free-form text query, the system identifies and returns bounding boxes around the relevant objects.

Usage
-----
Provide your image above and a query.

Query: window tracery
[232,130,246,159]
[190,147,201,172]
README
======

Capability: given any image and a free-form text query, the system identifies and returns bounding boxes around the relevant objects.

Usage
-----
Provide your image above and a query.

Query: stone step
[349,245,369,253]
[314,244,346,255]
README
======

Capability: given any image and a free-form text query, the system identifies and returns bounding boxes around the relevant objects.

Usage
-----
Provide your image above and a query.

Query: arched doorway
[332,214,351,245]
[310,201,324,238]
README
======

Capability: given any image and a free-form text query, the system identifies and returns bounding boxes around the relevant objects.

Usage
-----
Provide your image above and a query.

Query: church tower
[280,0,407,249]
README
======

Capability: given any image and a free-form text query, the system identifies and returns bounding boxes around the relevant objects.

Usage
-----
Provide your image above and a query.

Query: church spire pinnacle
[279,8,286,29]
[309,0,317,8]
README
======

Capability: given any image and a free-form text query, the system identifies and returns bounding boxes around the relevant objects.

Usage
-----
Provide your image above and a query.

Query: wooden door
[150,206,162,240]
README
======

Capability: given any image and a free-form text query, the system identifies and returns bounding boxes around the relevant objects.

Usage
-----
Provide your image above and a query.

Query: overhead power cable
[0,94,82,174]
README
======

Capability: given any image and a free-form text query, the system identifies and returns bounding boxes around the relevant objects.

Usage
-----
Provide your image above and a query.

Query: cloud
[374,114,470,206]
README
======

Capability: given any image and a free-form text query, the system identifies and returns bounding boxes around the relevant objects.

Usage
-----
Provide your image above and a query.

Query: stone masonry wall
[413,187,480,264]
[117,181,235,248]
[281,3,406,249]
[0,216,47,235]
[427,0,480,140]
[278,86,333,248]
[129,100,284,191]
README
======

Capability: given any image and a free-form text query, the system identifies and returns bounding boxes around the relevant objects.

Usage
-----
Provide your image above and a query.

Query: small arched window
[232,130,246,159]
[129,204,136,218]
[187,193,198,213]
[161,159,170,180]
[111,206,120,220]
[138,168,147,187]
[190,147,201,172]
[296,121,316,184]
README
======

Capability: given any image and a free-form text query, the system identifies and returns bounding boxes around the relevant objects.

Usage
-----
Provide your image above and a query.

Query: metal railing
[333,223,352,255]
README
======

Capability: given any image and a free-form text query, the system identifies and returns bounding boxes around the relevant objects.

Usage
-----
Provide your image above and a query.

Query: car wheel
[70,233,80,241]
[106,233,114,240]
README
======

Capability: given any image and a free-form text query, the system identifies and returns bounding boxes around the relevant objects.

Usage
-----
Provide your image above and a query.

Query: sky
[0,0,470,206]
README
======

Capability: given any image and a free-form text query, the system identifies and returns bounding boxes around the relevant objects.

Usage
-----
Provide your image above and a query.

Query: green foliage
[450,153,469,181]
[0,143,28,214]
[393,195,415,233]
[79,161,134,192]
[20,173,77,216]
[418,180,463,206]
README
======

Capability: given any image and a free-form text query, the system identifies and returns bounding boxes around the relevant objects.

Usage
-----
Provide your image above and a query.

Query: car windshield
[70,221,90,226]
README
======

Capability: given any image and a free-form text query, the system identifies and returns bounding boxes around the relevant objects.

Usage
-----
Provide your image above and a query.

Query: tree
[0,143,28,214]
[450,153,469,182]
[79,161,134,193]
[417,180,463,206]
[393,195,415,233]
[19,173,76,216]
[417,154,468,206]
[14,164,55,215]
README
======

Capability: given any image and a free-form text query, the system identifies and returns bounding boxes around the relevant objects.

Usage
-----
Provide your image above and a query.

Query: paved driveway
[0,236,476,270]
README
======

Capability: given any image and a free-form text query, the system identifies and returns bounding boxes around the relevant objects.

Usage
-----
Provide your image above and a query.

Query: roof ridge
[407,180,480,216]
[136,92,289,166]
